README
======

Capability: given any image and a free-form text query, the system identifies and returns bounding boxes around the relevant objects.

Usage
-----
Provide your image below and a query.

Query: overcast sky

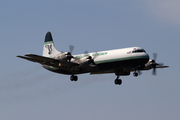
[0,0,179,120]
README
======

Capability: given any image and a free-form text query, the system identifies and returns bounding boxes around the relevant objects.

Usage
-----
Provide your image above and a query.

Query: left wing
[17,54,79,68]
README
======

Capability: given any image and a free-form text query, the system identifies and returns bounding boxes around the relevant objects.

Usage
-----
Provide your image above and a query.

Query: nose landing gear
[133,72,138,77]
[114,75,122,85]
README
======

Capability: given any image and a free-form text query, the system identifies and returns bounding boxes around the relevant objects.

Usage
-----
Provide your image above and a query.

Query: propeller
[84,51,98,65]
[91,52,98,65]
[151,53,159,75]
[151,53,167,75]
[67,45,75,62]
[153,53,157,61]
[60,45,75,62]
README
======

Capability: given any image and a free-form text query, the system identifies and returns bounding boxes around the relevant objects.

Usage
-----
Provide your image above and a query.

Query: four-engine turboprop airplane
[17,32,169,85]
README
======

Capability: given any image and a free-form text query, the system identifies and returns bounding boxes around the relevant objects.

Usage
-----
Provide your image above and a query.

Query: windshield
[132,49,146,53]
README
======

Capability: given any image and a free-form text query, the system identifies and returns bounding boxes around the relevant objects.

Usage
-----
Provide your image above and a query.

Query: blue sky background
[0,0,179,120]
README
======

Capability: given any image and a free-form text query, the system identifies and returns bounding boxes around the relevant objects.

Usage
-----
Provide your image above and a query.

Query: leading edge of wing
[17,54,58,64]
[24,54,57,62]
[17,55,43,63]
[17,54,79,67]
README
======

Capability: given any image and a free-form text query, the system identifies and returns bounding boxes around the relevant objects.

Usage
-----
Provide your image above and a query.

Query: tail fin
[43,32,60,57]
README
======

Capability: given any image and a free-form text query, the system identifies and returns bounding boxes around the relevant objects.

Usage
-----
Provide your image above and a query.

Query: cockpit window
[132,49,146,53]
[142,49,146,53]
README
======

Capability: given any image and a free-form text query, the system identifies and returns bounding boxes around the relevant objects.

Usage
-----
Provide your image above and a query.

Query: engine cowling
[79,56,95,69]
[55,52,74,62]
[144,59,154,70]
[144,59,166,75]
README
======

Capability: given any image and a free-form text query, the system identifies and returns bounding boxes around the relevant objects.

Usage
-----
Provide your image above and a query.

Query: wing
[17,54,79,68]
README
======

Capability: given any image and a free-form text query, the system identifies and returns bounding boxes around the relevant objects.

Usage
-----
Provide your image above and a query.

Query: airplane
[17,32,169,85]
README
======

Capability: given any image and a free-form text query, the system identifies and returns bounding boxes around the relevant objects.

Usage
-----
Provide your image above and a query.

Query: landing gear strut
[70,75,78,81]
[114,75,122,85]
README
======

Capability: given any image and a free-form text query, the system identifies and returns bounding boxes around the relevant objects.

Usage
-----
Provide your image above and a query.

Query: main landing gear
[70,75,78,81]
[114,75,122,85]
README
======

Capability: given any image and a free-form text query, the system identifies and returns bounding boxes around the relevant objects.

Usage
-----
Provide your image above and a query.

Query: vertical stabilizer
[43,32,60,57]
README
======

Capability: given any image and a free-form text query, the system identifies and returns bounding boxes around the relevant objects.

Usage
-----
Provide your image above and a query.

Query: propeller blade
[92,52,98,60]
[152,67,156,75]
[150,53,169,75]
[69,45,74,54]
[84,50,88,55]
[153,53,157,61]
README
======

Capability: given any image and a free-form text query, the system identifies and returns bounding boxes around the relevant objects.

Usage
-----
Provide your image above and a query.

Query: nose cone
[146,53,150,59]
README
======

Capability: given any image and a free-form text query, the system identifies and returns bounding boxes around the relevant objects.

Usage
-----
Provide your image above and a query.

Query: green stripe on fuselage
[95,55,149,64]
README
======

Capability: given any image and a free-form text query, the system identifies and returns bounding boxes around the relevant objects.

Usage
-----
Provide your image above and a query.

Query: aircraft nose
[145,53,150,60]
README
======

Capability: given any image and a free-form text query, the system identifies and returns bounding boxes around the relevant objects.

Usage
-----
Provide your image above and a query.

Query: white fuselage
[73,47,149,64]
[43,47,149,75]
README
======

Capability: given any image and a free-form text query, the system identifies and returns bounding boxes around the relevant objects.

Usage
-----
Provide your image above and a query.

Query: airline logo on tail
[45,44,53,55]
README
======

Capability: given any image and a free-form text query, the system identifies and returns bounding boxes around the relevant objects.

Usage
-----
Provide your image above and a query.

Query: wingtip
[16,55,27,59]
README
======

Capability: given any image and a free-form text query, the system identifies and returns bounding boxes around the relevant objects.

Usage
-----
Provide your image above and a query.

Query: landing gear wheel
[70,75,78,81]
[133,72,138,77]
[70,75,74,81]
[74,76,78,81]
[114,79,122,85]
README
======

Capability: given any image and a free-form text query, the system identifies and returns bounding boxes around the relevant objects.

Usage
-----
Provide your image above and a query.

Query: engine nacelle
[144,59,154,70]
[54,52,73,62]
[79,56,94,69]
